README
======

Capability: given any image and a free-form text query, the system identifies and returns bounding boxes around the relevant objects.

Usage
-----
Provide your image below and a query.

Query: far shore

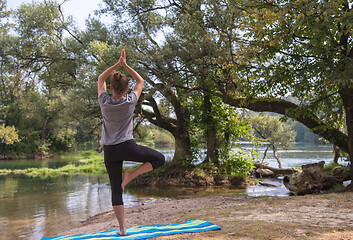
[52,192,353,240]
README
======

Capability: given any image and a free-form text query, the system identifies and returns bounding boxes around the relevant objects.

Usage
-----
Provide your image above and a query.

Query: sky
[6,0,108,29]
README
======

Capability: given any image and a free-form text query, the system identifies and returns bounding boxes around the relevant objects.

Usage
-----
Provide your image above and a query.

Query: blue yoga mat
[42,220,221,240]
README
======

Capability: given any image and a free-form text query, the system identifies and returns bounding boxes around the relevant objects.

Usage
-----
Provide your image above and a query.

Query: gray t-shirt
[98,91,138,145]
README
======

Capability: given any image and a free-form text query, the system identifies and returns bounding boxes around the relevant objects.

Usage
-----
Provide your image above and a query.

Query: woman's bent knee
[153,153,165,169]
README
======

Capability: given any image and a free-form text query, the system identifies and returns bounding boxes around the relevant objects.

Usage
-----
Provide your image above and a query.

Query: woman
[98,49,165,236]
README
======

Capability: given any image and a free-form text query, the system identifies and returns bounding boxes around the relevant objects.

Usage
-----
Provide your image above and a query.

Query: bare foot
[116,230,126,236]
[121,171,133,191]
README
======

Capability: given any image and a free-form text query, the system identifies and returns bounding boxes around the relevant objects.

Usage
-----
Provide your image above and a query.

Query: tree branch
[221,93,349,153]
[141,109,176,133]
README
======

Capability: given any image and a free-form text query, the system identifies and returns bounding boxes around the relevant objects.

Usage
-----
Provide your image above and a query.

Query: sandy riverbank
[56,192,353,239]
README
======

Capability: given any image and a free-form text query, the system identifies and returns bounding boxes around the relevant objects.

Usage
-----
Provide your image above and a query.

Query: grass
[324,162,342,170]
[0,150,136,178]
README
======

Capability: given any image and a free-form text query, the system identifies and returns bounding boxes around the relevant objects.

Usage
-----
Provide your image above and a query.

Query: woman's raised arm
[121,50,144,100]
[97,50,124,97]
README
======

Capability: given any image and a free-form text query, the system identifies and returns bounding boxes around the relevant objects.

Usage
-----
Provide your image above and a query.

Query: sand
[55,192,353,239]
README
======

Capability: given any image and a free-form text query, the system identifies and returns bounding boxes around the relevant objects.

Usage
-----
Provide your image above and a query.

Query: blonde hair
[111,71,129,95]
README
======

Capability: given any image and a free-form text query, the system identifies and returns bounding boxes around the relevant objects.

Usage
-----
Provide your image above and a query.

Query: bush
[221,150,254,179]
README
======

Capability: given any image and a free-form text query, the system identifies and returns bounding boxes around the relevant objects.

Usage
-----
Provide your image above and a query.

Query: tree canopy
[1,0,352,186]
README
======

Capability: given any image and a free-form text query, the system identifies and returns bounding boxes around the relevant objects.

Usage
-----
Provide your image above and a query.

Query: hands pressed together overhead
[118,49,127,67]
[98,48,144,100]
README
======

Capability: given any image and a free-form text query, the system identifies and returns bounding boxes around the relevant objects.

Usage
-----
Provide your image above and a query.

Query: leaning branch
[221,94,349,153]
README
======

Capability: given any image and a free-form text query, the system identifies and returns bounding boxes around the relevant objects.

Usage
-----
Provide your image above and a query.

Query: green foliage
[0,124,19,145]
[248,113,296,167]
[0,0,103,155]
[324,162,342,171]
[51,128,76,151]
[226,0,352,160]
[3,0,350,185]
[135,123,175,147]
[0,151,106,178]
[249,113,296,149]
[220,150,255,179]
[188,92,253,164]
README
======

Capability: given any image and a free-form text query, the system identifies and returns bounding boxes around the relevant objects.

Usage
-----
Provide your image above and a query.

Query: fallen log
[254,163,300,177]
[283,161,325,195]
[283,161,349,195]
[259,181,280,187]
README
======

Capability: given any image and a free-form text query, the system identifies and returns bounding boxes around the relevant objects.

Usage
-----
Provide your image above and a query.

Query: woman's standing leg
[104,145,126,235]
[113,205,126,236]
[103,140,165,235]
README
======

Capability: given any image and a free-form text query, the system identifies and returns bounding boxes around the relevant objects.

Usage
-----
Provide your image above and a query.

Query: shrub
[221,150,254,179]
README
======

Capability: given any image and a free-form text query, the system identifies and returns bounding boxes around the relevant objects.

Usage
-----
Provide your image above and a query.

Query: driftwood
[283,161,348,195]
[283,161,326,195]
[254,163,300,177]
[332,165,351,181]
[255,168,275,178]
[259,181,280,187]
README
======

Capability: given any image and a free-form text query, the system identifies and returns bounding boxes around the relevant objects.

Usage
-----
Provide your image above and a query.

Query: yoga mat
[42,220,221,240]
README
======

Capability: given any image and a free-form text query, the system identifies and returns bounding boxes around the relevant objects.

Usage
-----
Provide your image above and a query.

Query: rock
[283,161,325,195]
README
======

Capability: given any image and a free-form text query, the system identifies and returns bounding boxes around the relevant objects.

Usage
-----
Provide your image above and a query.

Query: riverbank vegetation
[0,151,105,177]
[1,0,352,189]
[0,150,255,187]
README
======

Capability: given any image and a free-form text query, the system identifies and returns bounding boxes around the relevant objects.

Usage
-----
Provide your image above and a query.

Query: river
[0,143,346,240]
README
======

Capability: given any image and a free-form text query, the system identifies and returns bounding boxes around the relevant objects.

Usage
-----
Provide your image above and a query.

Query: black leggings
[104,139,165,206]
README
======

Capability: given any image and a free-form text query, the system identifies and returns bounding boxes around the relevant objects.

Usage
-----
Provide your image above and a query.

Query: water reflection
[0,175,109,239]
[0,156,80,170]
[0,174,250,240]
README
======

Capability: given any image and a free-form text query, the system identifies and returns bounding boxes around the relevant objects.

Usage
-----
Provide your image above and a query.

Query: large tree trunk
[203,93,218,165]
[205,128,217,163]
[141,93,193,166]
[173,134,192,165]
[340,87,353,189]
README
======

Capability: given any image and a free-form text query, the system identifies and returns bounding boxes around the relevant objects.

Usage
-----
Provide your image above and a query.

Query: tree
[0,124,19,145]
[99,0,254,166]
[0,0,92,154]
[198,0,353,186]
[99,0,199,165]
[249,113,296,168]
[108,0,353,183]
